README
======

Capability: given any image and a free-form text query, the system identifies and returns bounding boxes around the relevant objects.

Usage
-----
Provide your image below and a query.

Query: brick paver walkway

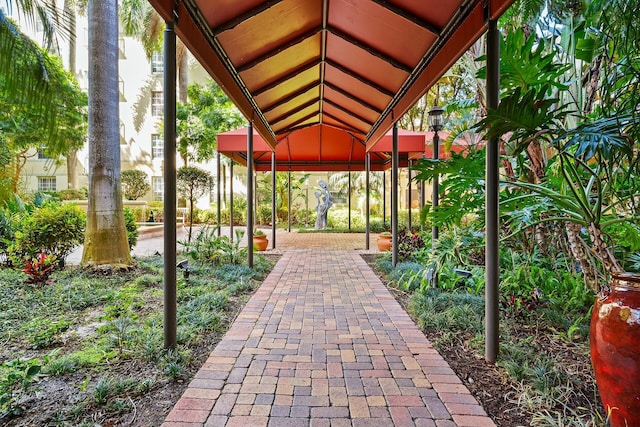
[162,234,495,427]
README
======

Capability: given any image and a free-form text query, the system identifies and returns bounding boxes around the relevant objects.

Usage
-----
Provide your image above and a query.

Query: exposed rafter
[211,1,285,36]
[275,111,319,132]
[325,58,394,98]
[250,59,322,97]
[319,0,329,125]
[324,81,383,114]
[269,98,320,126]
[321,111,368,134]
[235,26,323,72]
[262,82,320,113]
[323,98,374,127]
[370,0,442,35]
[327,25,413,73]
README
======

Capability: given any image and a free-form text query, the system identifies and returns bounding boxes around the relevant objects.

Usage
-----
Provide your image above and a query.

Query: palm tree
[120,0,189,109]
[62,0,87,189]
[81,0,132,267]
[0,1,71,126]
[328,171,384,214]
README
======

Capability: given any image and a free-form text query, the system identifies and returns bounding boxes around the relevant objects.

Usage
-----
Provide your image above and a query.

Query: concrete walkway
[161,234,495,427]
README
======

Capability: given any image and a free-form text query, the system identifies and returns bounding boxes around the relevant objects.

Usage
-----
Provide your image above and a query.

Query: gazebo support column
[383,171,387,225]
[391,124,399,266]
[287,171,291,232]
[247,124,254,267]
[163,21,177,350]
[348,171,352,230]
[365,153,370,250]
[230,161,234,240]
[271,152,276,249]
[485,18,500,364]
[216,153,221,236]
[408,161,412,231]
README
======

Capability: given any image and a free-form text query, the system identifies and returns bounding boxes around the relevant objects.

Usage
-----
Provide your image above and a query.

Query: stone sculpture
[314,180,333,230]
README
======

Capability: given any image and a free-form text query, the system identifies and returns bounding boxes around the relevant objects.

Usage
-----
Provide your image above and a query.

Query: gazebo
[148,0,514,362]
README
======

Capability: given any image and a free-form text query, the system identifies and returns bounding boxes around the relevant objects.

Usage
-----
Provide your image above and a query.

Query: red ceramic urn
[590,273,640,427]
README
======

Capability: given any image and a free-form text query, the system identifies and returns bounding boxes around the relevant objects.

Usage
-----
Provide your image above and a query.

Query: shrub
[0,210,13,261]
[397,228,425,262]
[196,208,219,224]
[121,170,151,200]
[10,203,86,264]
[257,205,272,225]
[181,226,247,265]
[327,208,365,229]
[56,188,88,200]
[124,207,138,250]
[369,218,390,233]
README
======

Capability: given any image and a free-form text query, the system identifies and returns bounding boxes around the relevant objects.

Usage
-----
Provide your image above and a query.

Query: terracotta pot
[253,235,268,251]
[377,234,392,252]
[590,273,640,427]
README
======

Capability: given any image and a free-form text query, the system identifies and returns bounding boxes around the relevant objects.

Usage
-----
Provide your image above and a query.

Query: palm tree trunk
[588,222,623,276]
[81,0,132,267]
[64,0,79,189]
[566,222,598,290]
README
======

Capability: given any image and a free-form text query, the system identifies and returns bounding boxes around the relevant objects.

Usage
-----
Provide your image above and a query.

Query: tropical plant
[81,0,132,267]
[0,1,74,126]
[21,251,57,286]
[175,81,246,164]
[1,44,87,194]
[0,357,43,419]
[411,149,486,229]
[9,202,85,264]
[177,166,212,243]
[123,207,138,250]
[121,169,150,200]
[474,25,640,290]
[181,226,247,266]
[328,171,383,213]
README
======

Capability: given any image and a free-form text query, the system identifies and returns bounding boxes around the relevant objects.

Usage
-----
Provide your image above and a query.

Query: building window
[152,176,164,201]
[38,177,57,192]
[37,148,51,159]
[151,51,163,74]
[151,134,164,159]
[151,91,163,116]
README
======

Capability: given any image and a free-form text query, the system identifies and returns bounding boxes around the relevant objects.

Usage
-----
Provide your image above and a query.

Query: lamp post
[428,105,444,285]
[428,105,444,242]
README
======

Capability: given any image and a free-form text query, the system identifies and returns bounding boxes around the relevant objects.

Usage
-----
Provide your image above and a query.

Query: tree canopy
[176,80,246,164]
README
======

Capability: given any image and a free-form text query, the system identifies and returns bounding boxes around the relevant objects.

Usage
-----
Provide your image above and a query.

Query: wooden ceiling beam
[211,1,285,36]
[328,25,413,73]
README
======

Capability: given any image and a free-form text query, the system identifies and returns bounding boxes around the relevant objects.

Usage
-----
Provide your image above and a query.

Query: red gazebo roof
[148,0,514,170]
[218,125,428,171]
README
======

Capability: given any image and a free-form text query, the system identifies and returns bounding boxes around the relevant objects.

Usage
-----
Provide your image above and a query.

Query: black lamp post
[428,105,444,242]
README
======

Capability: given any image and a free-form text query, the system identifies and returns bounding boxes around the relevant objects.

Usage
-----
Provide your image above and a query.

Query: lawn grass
[0,254,275,425]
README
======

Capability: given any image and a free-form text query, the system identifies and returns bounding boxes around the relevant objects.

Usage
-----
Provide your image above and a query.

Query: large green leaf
[474,85,567,152]
[477,28,570,92]
[555,115,636,161]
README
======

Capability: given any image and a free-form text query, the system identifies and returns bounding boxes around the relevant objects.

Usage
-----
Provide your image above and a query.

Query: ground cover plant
[0,252,275,426]
[365,224,609,426]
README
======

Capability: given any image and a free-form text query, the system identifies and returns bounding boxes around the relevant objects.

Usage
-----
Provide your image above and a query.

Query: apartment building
[11,7,238,208]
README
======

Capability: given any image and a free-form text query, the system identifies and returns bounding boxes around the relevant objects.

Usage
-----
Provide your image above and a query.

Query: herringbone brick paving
[162,233,495,427]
